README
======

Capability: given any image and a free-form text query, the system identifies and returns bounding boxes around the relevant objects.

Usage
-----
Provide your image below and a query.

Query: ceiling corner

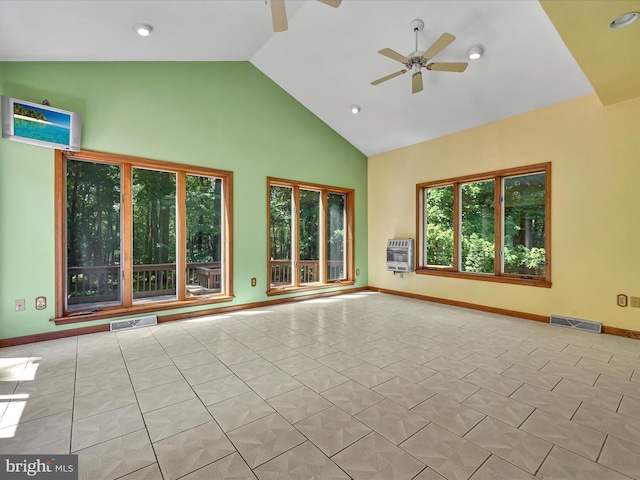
[540,0,640,106]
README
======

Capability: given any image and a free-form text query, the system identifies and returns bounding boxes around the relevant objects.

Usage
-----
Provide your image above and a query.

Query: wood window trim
[54,149,234,321]
[266,281,357,297]
[267,177,355,295]
[416,162,551,286]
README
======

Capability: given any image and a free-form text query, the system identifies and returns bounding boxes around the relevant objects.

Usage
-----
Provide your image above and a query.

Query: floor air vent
[110,315,157,332]
[549,314,601,333]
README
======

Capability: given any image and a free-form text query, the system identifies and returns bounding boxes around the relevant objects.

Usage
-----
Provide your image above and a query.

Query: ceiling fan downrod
[409,19,427,72]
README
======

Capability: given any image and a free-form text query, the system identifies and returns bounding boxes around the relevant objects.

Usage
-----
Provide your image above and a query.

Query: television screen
[1,95,82,151]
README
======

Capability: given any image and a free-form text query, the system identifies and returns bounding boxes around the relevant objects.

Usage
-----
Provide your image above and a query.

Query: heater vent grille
[549,314,601,334]
[110,315,157,332]
[386,238,415,273]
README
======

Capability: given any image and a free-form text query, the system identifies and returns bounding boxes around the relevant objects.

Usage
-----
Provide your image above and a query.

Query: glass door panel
[66,159,122,311]
[327,193,346,281]
[186,175,223,296]
[299,189,320,284]
[132,168,177,303]
[270,185,293,288]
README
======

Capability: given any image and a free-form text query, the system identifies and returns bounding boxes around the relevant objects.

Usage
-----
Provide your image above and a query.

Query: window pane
[327,193,346,281]
[461,180,495,273]
[503,173,546,276]
[132,168,177,303]
[299,189,320,284]
[270,185,293,287]
[66,159,121,311]
[186,175,223,297]
[425,185,454,267]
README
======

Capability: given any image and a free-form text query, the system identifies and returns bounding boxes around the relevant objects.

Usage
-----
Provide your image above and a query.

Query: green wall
[0,62,368,339]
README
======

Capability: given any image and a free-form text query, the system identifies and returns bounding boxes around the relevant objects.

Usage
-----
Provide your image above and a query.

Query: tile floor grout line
[69,337,80,455]
[533,442,556,477]
[515,404,536,429]
[117,330,165,477]
[569,399,584,421]
[594,433,608,465]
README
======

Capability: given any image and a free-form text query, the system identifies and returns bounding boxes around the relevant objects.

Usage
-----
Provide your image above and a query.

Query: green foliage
[461,180,494,273]
[504,245,546,276]
[270,186,292,260]
[425,172,546,276]
[425,185,454,266]
[299,190,319,261]
[503,173,546,275]
[186,175,222,263]
[14,103,47,121]
[132,169,176,265]
[67,159,121,268]
[328,193,345,264]
[461,234,494,273]
[426,224,453,266]
[67,161,223,276]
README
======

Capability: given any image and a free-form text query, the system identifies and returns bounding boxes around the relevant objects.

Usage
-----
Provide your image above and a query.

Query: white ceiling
[0,0,594,156]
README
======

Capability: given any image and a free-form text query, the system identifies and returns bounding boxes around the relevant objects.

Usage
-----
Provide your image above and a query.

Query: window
[268,178,354,294]
[55,150,233,320]
[417,163,550,286]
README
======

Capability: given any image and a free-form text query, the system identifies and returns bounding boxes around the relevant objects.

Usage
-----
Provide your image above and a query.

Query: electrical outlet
[251,277,257,287]
[356,268,360,276]
[631,296,640,308]
[35,296,47,310]
[617,294,628,307]
[15,299,25,312]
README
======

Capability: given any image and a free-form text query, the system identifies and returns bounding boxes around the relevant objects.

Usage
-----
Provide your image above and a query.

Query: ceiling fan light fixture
[350,104,361,114]
[134,23,153,37]
[467,44,484,60]
[609,12,639,29]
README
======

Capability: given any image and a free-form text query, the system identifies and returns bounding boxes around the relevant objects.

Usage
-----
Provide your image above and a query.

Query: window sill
[415,268,551,288]
[267,281,356,297]
[53,295,235,325]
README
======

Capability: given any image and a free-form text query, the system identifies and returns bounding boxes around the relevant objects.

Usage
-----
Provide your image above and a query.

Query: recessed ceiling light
[350,105,361,114]
[134,23,153,37]
[609,12,639,29]
[467,45,485,60]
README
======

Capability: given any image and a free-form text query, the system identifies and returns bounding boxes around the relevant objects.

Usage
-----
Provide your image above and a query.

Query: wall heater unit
[110,315,158,332]
[386,238,415,272]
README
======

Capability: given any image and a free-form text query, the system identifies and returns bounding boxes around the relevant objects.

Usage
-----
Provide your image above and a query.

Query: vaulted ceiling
[1,1,638,156]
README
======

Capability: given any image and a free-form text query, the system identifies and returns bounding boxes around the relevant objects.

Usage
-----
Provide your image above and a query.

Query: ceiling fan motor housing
[406,52,427,72]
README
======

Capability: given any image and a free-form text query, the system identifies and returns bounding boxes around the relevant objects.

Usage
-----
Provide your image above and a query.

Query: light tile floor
[1,292,640,479]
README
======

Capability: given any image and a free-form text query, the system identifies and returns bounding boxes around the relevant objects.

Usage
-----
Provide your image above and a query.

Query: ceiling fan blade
[371,69,408,85]
[427,62,468,72]
[316,0,342,7]
[412,71,423,94]
[271,0,288,32]
[378,48,410,64]
[422,33,455,60]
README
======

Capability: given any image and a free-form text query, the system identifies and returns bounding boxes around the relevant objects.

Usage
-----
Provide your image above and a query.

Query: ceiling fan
[371,19,468,94]
[270,0,342,32]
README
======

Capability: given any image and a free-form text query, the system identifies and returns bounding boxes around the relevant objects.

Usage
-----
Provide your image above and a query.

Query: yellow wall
[368,93,640,332]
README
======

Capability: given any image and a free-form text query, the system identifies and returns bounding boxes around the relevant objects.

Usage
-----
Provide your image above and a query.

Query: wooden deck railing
[270,260,345,286]
[67,262,220,304]
[68,258,345,303]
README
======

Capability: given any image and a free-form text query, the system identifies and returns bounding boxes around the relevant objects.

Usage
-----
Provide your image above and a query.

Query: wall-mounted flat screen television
[1,95,82,151]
